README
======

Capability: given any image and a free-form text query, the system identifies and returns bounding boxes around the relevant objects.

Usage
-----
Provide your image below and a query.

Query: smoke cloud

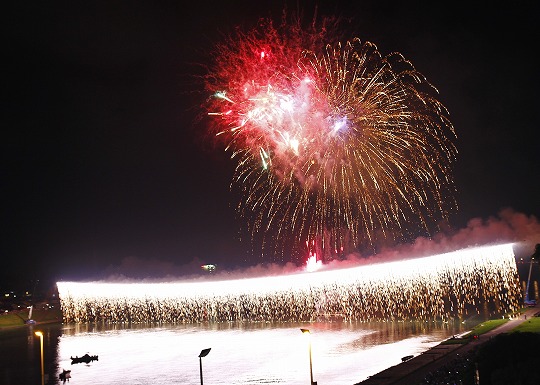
[335,208,539,265]
[99,209,539,282]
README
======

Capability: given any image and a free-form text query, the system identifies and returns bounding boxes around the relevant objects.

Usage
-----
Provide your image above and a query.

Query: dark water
[1,323,62,385]
[1,320,471,385]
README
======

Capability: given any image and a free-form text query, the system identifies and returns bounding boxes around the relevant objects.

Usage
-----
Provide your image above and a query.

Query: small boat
[401,355,414,362]
[59,369,71,383]
[71,353,98,364]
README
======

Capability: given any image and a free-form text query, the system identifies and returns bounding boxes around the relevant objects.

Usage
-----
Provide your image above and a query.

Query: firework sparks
[204,16,457,259]
[57,244,520,324]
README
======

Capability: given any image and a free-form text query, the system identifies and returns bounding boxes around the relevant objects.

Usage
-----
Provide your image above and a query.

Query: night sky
[3,1,539,291]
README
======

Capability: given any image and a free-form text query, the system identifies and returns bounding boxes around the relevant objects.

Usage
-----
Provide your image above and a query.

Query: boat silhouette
[71,353,98,364]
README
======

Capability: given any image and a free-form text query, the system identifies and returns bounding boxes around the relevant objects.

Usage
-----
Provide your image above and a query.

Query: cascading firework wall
[57,244,521,323]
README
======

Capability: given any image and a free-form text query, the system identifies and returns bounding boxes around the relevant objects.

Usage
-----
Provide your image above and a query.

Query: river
[0,319,473,385]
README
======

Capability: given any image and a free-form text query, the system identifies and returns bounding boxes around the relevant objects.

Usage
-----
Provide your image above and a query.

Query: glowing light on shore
[57,244,521,323]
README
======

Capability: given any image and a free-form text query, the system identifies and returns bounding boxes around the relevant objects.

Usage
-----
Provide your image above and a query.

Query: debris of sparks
[57,244,520,324]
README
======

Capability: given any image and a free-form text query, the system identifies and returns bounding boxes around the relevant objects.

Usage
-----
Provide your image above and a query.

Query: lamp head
[199,348,211,358]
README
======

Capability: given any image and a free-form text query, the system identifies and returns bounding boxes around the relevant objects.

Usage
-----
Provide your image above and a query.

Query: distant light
[35,331,43,337]
[201,264,216,272]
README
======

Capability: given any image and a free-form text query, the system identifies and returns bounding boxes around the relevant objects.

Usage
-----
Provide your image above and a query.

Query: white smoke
[99,209,538,282]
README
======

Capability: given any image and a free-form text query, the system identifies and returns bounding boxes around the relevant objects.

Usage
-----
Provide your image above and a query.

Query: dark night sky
[2,1,539,291]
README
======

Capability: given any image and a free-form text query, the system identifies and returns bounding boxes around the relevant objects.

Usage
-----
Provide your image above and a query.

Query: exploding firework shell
[206,19,457,259]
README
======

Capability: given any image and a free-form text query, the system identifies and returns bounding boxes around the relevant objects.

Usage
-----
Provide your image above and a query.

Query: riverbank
[356,307,539,385]
[0,308,62,329]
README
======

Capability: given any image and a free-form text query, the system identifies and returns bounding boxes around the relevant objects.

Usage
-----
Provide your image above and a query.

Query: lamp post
[35,331,44,385]
[300,328,316,385]
[198,348,211,385]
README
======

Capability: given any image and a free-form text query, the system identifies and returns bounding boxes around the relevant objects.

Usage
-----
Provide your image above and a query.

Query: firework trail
[204,15,457,260]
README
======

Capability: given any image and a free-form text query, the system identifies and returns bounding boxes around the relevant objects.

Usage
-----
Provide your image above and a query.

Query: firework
[57,244,520,323]
[204,15,457,260]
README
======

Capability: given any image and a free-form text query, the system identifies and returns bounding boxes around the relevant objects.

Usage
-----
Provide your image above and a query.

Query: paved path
[355,307,538,385]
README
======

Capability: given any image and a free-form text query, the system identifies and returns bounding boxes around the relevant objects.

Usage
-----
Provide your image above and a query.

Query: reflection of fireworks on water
[58,244,520,323]
[204,16,457,258]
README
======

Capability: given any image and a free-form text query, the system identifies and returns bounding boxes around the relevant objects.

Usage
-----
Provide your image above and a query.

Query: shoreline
[356,306,538,385]
[0,309,63,330]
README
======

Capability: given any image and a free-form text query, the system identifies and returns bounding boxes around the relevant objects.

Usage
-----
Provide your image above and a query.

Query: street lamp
[198,348,211,385]
[300,328,316,385]
[35,331,44,385]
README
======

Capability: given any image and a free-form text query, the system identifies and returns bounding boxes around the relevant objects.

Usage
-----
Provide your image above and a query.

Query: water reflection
[1,320,472,385]
[0,323,62,385]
